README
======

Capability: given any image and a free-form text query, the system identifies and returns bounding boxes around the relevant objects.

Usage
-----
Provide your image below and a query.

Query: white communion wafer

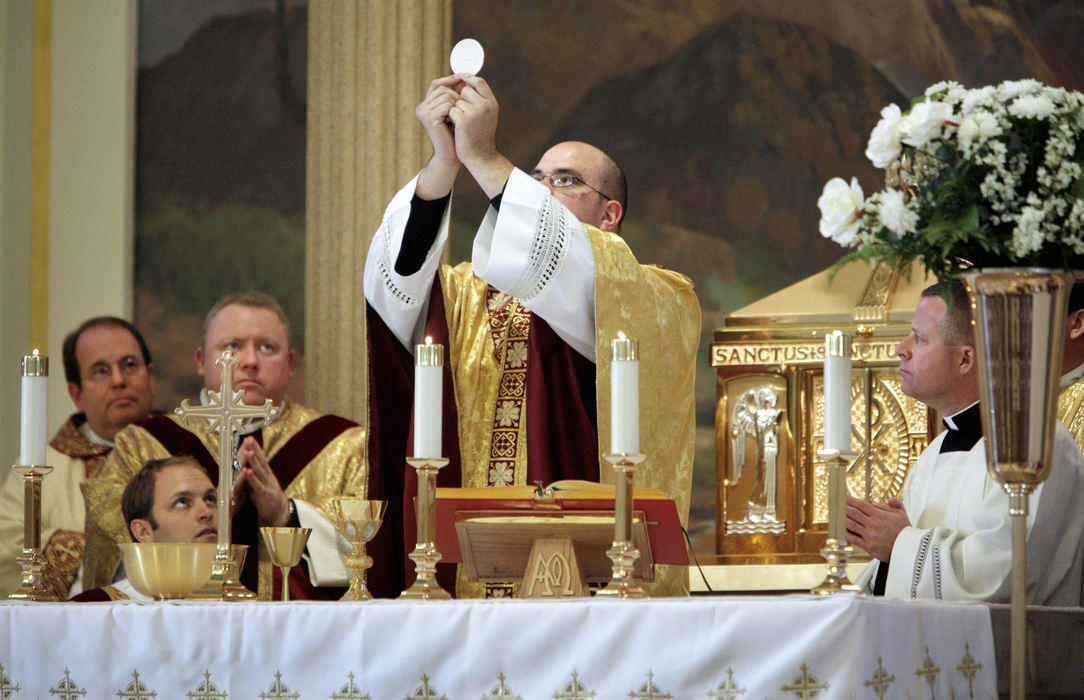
[449,38,484,75]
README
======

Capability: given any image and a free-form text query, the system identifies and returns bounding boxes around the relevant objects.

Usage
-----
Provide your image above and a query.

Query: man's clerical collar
[1061,362,1084,390]
[77,420,114,448]
[940,401,982,453]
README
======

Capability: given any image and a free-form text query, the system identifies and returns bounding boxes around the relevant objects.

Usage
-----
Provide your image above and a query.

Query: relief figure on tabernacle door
[728,387,785,534]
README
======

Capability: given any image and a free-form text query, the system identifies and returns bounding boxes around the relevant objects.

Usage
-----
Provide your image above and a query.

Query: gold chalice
[117,542,217,601]
[259,527,311,602]
[330,498,387,601]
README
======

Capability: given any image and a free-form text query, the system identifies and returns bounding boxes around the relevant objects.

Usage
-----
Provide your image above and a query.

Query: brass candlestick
[810,448,861,595]
[399,457,451,600]
[596,453,647,599]
[331,498,387,601]
[8,464,58,601]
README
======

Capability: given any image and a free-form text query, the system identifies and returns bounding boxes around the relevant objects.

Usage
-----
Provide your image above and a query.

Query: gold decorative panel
[712,261,935,571]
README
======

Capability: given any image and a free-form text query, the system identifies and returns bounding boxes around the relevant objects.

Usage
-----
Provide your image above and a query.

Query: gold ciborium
[259,527,311,602]
[117,542,217,601]
[330,498,387,601]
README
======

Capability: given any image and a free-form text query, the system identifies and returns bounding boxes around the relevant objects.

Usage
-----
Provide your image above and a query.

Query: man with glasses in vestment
[0,317,157,599]
[363,72,700,597]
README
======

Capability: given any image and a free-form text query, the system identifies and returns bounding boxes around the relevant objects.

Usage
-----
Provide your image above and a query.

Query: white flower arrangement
[818,79,1084,281]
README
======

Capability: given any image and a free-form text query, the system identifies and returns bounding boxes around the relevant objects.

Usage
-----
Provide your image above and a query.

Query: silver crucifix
[175,349,279,599]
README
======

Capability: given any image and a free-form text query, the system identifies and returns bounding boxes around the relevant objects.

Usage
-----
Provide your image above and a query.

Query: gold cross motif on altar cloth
[915,646,941,693]
[0,663,19,698]
[628,670,672,699]
[48,668,86,699]
[706,668,747,698]
[257,671,298,699]
[116,670,157,700]
[175,349,278,561]
[780,664,829,698]
[186,670,227,699]
[329,672,371,700]
[956,642,982,699]
[405,673,448,700]
[552,670,597,699]
[480,672,522,699]
[863,657,895,699]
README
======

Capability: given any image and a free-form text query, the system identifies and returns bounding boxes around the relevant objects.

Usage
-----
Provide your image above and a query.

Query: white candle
[610,333,639,454]
[823,331,852,453]
[413,338,444,458]
[20,350,48,465]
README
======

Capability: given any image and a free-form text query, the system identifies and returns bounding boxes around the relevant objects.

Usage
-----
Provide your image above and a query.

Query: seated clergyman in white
[846,279,1084,604]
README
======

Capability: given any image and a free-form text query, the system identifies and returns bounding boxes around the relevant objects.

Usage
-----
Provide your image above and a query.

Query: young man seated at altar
[81,291,372,600]
[363,72,700,597]
[847,279,1084,604]
[73,456,217,601]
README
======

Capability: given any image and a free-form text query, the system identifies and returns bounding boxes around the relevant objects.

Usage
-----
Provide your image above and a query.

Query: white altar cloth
[0,594,995,698]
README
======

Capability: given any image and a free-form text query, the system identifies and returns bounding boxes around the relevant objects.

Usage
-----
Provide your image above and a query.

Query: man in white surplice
[362,73,699,597]
[848,280,1084,604]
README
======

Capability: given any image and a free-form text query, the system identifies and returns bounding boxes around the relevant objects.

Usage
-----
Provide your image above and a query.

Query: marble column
[305,1,451,421]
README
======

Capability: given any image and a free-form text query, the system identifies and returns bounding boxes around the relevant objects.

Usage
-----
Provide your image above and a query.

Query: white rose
[925,80,965,105]
[877,189,919,238]
[997,79,1043,102]
[898,100,953,147]
[817,177,864,246]
[957,111,1002,145]
[865,104,903,168]
[1008,94,1056,119]
[961,86,997,116]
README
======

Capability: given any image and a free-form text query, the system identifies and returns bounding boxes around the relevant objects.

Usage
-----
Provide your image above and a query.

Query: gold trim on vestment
[440,226,700,597]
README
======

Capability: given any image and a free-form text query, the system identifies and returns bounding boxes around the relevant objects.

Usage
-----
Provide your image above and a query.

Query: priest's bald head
[531,141,627,234]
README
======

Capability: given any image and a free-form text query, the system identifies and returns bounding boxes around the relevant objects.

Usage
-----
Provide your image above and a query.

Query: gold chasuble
[440,225,699,596]
[81,399,367,600]
[1058,376,1084,453]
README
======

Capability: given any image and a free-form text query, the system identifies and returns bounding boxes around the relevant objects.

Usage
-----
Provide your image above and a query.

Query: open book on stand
[434,480,687,585]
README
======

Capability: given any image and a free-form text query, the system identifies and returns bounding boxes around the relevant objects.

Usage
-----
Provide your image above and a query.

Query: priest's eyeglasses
[83,356,147,383]
[532,172,615,202]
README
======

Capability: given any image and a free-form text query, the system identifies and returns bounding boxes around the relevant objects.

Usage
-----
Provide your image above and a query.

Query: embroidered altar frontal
[712,261,935,576]
[0,595,995,697]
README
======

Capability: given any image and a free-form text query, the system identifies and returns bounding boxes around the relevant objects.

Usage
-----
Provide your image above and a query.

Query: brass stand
[399,457,452,600]
[596,453,647,598]
[1006,485,1030,700]
[8,464,59,601]
[811,449,860,595]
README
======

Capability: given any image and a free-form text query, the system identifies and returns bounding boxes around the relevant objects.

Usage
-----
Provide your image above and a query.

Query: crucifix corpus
[175,349,279,600]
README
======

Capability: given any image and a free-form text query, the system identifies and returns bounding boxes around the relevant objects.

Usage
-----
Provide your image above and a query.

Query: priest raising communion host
[847,281,1084,604]
[74,456,218,601]
[82,292,369,600]
[0,316,156,600]
[363,72,700,596]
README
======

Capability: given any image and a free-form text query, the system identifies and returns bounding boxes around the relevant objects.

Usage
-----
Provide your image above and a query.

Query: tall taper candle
[20,351,48,466]
[823,331,852,453]
[413,338,444,458]
[611,333,639,454]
